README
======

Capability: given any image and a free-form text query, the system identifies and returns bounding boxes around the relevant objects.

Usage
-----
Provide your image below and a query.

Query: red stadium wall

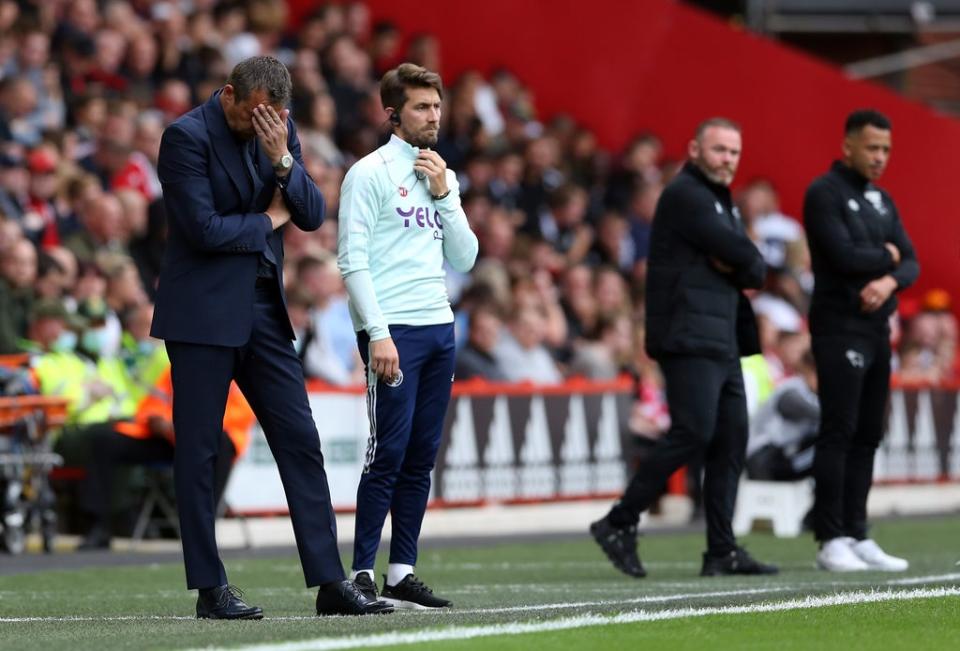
[289,0,960,304]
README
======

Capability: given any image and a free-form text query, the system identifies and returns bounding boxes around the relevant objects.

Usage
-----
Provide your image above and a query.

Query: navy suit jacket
[151,91,324,346]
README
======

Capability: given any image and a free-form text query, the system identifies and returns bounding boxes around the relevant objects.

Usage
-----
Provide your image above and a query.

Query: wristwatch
[272,153,293,173]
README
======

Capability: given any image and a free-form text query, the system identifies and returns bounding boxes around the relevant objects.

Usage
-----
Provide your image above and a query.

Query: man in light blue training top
[337,62,478,609]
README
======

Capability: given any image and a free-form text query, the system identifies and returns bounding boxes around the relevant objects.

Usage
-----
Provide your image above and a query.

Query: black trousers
[79,424,235,529]
[166,283,345,590]
[608,355,748,555]
[811,333,890,542]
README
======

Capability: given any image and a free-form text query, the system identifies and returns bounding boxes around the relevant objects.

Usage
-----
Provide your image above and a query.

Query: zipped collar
[830,160,870,191]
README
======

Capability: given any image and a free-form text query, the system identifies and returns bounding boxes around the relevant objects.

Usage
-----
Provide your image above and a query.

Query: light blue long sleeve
[337,136,477,340]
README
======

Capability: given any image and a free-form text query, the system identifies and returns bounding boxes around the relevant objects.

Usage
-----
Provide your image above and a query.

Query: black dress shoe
[196,585,264,619]
[700,547,779,576]
[316,580,395,616]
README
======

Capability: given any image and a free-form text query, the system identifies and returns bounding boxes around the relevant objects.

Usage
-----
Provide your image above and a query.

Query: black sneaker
[589,518,646,578]
[381,574,452,609]
[700,547,779,576]
[354,572,379,601]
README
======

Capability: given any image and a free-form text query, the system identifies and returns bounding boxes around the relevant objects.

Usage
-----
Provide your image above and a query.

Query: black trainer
[700,547,779,576]
[381,574,452,609]
[196,585,263,620]
[354,572,379,601]
[590,518,646,578]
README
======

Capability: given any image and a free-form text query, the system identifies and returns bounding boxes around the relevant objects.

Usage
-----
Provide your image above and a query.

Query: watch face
[282,154,293,168]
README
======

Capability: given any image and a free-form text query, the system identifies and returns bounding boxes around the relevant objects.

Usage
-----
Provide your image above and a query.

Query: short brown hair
[695,117,741,142]
[380,62,443,113]
[226,55,291,105]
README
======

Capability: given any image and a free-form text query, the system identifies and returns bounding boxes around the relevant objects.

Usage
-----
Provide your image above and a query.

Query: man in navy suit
[152,56,392,619]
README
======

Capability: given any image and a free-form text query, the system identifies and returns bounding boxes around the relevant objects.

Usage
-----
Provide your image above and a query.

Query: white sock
[350,569,374,582]
[386,563,414,587]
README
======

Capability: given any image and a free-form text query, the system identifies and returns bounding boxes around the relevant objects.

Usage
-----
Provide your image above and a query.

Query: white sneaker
[850,538,909,572]
[817,537,870,572]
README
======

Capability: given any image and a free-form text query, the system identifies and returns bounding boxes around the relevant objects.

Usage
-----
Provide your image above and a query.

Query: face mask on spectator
[137,339,157,356]
[80,327,107,356]
[52,330,77,353]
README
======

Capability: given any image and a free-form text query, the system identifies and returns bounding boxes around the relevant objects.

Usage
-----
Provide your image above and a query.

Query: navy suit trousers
[166,283,345,589]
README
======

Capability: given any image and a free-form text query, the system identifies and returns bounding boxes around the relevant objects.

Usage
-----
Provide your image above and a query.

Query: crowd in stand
[0,0,956,489]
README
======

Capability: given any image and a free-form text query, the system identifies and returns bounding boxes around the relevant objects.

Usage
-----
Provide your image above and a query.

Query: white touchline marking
[452,587,791,615]
[1,572,957,625]
[185,587,960,651]
[885,572,960,585]
[0,616,197,623]
[0,588,792,623]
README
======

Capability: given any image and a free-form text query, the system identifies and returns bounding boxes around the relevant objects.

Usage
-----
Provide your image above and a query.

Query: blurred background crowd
[0,0,957,498]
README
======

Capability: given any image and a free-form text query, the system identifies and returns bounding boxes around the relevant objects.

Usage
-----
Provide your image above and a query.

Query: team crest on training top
[864,190,886,214]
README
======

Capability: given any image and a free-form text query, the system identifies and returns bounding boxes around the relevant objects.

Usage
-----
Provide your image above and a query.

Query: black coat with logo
[804,161,919,337]
[644,162,766,360]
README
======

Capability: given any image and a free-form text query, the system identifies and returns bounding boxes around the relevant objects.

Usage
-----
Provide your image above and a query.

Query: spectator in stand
[459,153,496,196]
[538,183,593,265]
[511,271,568,350]
[494,306,563,383]
[746,349,819,481]
[68,94,106,164]
[476,206,516,263]
[586,211,634,275]
[518,136,564,232]
[455,303,508,381]
[559,263,598,343]
[569,313,634,380]
[324,34,373,145]
[489,150,524,210]
[22,146,66,246]
[115,188,148,244]
[406,33,441,74]
[7,29,64,135]
[121,27,159,106]
[594,266,631,319]
[0,76,41,147]
[0,151,28,221]
[898,296,957,384]
[628,324,670,444]
[297,253,360,385]
[738,178,806,274]
[625,181,662,269]
[100,255,148,357]
[45,245,79,306]
[297,92,345,168]
[34,251,70,302]
[90,28,128,94]
[64,192,127,263]
[605,132,663,212]
[0,236,37,352]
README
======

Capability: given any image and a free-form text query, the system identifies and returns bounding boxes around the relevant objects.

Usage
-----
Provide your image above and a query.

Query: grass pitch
[0,515,957,650]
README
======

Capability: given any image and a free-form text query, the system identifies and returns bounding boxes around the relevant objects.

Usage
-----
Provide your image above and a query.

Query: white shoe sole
[381,597,448,610]
[859,561,909,572]
[816,558,869,572]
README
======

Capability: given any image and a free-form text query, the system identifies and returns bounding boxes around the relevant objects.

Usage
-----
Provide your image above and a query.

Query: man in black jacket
[591,118,778,578]
[805,109,918,572]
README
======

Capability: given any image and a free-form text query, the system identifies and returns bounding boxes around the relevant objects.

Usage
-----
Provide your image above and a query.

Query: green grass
[0,516,958,650]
